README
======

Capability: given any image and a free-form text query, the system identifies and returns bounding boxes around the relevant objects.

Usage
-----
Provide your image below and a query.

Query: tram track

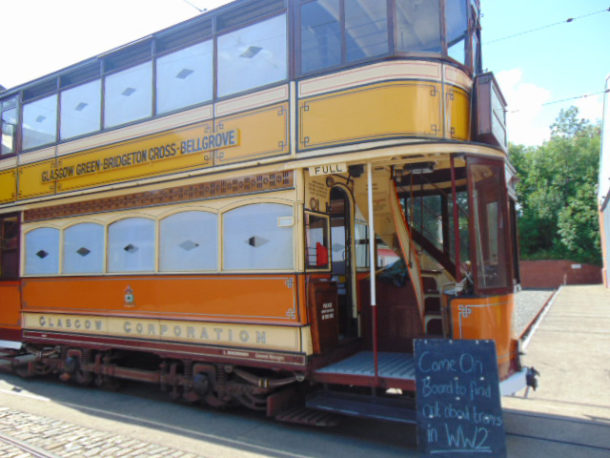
[0,429,59,458]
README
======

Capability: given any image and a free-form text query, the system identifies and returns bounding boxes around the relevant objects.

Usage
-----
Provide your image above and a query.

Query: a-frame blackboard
[415,339,506,457]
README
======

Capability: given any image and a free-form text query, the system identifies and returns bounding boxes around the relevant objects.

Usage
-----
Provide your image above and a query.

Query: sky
[0,0,608,146]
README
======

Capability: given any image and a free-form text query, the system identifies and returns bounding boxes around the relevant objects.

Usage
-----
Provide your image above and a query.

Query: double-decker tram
[0,0,527,422]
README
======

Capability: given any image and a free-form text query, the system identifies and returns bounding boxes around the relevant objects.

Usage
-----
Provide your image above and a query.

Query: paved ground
[503,284,610,457]
[0,285,607,457]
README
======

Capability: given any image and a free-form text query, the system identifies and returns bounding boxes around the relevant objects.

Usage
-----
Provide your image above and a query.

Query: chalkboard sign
[414,339,506,457]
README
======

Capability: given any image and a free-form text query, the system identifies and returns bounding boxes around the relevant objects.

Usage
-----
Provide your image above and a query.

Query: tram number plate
[414,339,506,457]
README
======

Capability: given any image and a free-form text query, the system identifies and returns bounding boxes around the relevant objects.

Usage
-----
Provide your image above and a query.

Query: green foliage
[509,107,602,265]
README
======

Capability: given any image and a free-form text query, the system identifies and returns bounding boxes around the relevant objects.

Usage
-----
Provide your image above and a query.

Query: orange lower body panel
[22,274,306,325]
[446,293,515,379]
[0,281,21,341]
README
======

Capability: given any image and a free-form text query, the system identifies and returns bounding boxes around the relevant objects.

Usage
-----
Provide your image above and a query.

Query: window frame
[466,156,514,295]
[304,211,331,271]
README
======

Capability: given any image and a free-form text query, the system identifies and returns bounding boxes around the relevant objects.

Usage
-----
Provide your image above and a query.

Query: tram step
[275,407,340,427]
[306,390,416,424]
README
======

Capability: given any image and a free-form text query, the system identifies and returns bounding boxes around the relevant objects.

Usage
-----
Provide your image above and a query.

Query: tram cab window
[305,213,329,269]
[468,161,510,291]
[25,227,60,275]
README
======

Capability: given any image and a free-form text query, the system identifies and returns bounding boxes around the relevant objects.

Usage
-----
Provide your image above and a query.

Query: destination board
[415,339,506,457]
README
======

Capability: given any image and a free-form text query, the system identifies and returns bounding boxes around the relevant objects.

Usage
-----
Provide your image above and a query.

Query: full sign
[415,339,506,457]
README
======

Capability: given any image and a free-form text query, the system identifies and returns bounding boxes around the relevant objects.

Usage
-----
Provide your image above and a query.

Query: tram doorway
[329,187,358,340]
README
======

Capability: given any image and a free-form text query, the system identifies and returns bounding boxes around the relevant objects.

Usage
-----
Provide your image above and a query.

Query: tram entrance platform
[311,351,416,391]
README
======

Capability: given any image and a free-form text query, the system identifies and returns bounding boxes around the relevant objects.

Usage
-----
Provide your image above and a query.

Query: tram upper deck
[0,0,506,209]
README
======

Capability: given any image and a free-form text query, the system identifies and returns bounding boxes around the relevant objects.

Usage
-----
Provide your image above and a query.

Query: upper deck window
[345,0,389,62]
[22,95,57,150]
[217,14,287,98]
[0,98,18,156]
[300,0,341,74]
[446,0,468,64]
[104,62,152,128]
[395,0,442,54]
[60,79,101,140]
[156,40,213,114]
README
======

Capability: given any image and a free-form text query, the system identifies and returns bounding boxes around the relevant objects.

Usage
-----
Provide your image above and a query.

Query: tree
[509,107,601,265]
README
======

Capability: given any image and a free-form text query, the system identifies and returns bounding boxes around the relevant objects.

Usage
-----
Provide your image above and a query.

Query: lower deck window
[108,218,155,272]
[25,227,59,275]
[223,203,293,270]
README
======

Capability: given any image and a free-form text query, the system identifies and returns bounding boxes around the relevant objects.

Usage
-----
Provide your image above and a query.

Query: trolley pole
[367,163,379,385]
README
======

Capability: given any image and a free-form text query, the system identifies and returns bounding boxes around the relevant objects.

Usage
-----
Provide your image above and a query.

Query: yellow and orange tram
[0,0,526,422]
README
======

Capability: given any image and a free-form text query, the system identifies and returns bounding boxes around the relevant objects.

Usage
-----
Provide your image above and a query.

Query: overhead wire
[508,89,610,114]
[485,7,610,45]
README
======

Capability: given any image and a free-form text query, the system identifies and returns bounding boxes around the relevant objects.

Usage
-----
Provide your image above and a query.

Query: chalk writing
[415,339,506,457]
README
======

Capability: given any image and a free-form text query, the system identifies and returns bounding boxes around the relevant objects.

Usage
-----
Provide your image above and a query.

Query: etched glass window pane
[63,223,104,274]
[108,218,155,272]
[217,14,287,97]
[345,0,388,62]
[22,95,57,150]
[396,0,442,54]
[60,79,101,139]
[1,98,18,155]
[25,227,59,275]
[157,41,213,114]
[160,211,217,271]
[300,0,341,74]
[223,203,293,270]
[104,62,152,128]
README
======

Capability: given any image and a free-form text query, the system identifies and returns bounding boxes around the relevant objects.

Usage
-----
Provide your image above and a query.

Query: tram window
[156,40,213,114]
[22,95,57,150]
[395,0,442,54]
[300,0,341,74]
[1,98,18,156]
[160,211,218,272]
[406,195,443,251]
[448,190,470,264]
[223,203,293,270]
[217,14,287,98]
[104,62,152,128]
[345,0,388,62]
[25,227,60,275]
[0,216,19,279]
[446,0,468,64]
[63,223,104,274]
[60,80,101,140]
[305,213,329,269]
[469,163,510,290]
[107,218,155,272]
[355,222,369,269]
